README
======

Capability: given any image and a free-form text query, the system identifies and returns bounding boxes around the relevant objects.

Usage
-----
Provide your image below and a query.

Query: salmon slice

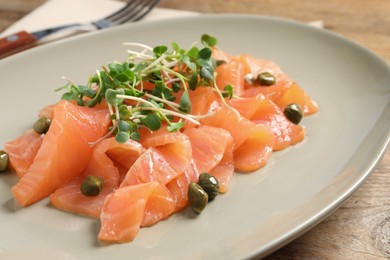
[273,82,319,116]
[165,126,235,211]
[201,105,274,172]
[38,103,56,119]
[184,126,233,174]
[166,160,199,212]
[5,129,44,177]
[209,132,234,193]
[235,54,293,97]
[140,128,192,173]
[49,178,113,218]
[229,94,306,151]
[98,182,175,243]
[182,87,221,129]
[237,54,318,115]
[215,60,245,96]
[50,137,144,217]
[212,47,234,63]
[120,128,192,187]
[210,163,234,193]
[11,100,110,206]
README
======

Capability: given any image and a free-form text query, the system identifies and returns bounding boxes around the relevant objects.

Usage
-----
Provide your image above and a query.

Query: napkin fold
[1,0,199,42]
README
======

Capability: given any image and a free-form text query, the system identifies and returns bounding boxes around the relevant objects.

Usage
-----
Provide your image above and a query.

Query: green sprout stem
[139,106,200,125]
[60,35,229,143]
[117,94,200,125]
[144,93,180,110]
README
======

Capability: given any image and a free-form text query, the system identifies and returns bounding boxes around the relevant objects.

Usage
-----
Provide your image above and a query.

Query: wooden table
[1,0,389,258]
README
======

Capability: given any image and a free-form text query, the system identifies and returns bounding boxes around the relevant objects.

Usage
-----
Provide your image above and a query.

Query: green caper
[283,103,304,124]
[216,60,227,66]
[80,175,104,196]
[0,150,9,172]
[33,117,51,134]
[257,72,276,86]
[198,173,220,201]
[188,182,208,214]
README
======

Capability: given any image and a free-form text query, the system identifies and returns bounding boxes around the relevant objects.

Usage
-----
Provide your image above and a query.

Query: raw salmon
[11,100,110,206]
[120,128,192,187]
[165,126,235,211]
[236,54,319,115]
[5,129,43,177]
[38,103,56,119]
[201,106,274,172]
[212,47,234,63]
[215,60,245,96]
[229,94,305,151]
[98,182,175,243]
[186,125,234,193]
[50,137,144,217]
[166,160,199,212]
[3,44,320,245]
[184,126,234,190]
[273,82,319,116]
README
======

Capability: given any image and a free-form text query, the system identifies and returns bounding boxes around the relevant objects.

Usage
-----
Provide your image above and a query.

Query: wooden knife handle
[0,31,37,59]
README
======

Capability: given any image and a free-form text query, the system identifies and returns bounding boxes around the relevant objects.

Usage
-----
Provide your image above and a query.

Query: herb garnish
[58,34,231,143]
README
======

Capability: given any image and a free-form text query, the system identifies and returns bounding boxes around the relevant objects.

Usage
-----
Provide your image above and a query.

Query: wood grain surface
[1,0,390,259]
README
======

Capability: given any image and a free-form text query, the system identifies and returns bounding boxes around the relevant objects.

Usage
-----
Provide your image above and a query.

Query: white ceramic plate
[0,15,389,259]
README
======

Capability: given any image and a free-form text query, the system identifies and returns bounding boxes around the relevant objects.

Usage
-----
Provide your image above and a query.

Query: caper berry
[216,60,227,66]
[198,173,219,201]
[283,103,304,124]
[188,182,208,214]
[0,150,9,172]
[33,117,51,134]
[80,175,104,196]
[257,72,276,86]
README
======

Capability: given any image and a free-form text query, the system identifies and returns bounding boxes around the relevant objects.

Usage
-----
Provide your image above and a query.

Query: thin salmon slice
[209,132,234,193]
[210,163,234,193]
[166,160,199,212]
[49,178,113,218]
[165,126,235,211]
[189,87,219,114]
[229,94,305,151]
[98,182,175,243]
[38,103,56,119]
[273,82,319,115]
[216,60,245,96]
[236,54,319,115]
[5,129,43,177]
[11,100,110,206]
[50,137,145,217]
[140,127,192,173]
[212,47,234,63]
[184,126,233,174]
[201,105,274,172]
[120,128,192,187]
[235,54,293,97]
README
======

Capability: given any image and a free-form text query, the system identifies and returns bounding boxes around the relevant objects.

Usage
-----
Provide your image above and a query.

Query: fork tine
[127,0,160,22]
[102,0,138,21]
[107,0,145,22]
[108,0,160,25]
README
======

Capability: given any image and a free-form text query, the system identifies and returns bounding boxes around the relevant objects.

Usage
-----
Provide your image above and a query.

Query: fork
[0,0,160,59]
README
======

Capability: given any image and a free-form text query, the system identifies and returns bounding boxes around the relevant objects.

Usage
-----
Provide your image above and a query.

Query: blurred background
[1,0,389,60]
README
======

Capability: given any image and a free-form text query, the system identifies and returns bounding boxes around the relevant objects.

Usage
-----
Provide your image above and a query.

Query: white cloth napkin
[1,0,199,42]
[1,0,323,43]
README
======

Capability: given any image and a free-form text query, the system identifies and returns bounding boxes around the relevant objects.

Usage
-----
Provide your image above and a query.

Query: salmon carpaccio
[4,48,318,243]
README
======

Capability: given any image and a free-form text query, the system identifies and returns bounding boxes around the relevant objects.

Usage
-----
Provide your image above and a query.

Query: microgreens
[59,34,233,143]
